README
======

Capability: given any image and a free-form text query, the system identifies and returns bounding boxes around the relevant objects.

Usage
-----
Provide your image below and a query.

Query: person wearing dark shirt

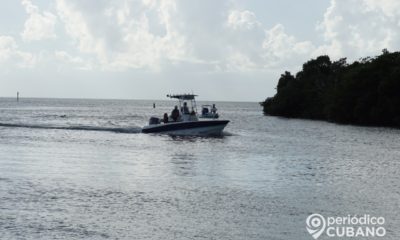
[163,113,169,123]
[211,104,217,114]
[182,102,190,114]
[171,106,180,121]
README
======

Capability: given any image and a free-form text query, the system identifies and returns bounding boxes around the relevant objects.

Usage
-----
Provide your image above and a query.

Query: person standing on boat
[171,106,180,121]
[182,102,190,114]
[211,104,217,114]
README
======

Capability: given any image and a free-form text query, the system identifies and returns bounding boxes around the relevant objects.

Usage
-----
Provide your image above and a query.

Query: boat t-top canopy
[167,93,199,113]
[167,94,198,100]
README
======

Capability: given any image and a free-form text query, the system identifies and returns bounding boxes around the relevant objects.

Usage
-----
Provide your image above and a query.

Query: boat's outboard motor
[149,117,160,125]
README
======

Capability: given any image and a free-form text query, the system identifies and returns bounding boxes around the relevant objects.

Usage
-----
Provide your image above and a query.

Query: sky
[0,0,399,101]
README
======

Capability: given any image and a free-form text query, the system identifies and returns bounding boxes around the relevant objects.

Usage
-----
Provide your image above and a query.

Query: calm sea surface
[0,98,399,239]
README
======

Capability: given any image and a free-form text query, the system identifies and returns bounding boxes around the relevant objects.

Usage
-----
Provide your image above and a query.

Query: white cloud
[0,36,17,62]
[227,10,261,30]
[28,0,399,73]
[317,0,400,59]
[49,0,318,72]
[0,35,36,67]
[55,0,186,70]
[56,0,107,62]
[21,0,57,41]
[54,51,92,70]
[363,0,400,18]
[262,24,315,69]
[3,0,400,100]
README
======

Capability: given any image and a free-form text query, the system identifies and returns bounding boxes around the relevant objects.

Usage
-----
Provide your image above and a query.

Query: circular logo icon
[306,213,326,239]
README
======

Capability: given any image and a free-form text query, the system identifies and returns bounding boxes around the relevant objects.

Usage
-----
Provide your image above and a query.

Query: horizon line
[0,95,259,103]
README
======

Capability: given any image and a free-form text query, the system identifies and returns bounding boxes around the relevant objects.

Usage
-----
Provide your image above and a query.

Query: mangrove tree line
[262,49,400,127]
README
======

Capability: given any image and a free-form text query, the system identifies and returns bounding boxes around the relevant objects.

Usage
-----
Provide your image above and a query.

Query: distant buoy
[153,103,156,108]
[17,92,19,102]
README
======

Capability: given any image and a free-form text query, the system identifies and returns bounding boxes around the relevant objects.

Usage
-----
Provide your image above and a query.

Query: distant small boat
[142,94,229,136]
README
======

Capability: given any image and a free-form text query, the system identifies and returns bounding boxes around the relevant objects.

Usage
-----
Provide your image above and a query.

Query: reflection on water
[0,98,399,239]
[170,153,197,177]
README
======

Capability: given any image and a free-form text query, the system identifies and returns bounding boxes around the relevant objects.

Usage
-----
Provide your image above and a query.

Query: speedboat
[142,94,229,136]
[199,104,219,119]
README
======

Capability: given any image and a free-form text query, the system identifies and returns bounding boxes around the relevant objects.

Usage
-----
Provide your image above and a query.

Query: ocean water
[0,98,399,240]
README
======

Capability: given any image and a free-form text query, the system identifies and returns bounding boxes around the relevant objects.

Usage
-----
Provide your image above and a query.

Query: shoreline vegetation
[261,49,400,128]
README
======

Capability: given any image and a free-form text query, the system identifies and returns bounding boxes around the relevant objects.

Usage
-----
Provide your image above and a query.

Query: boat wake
[221,131,235,136]
[0,122,142,134]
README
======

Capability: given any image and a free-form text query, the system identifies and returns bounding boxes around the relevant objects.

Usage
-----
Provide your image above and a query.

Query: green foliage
[261,50,400,127]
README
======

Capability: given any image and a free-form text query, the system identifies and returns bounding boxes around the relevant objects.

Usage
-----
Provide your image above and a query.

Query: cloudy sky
[0,0,399,101]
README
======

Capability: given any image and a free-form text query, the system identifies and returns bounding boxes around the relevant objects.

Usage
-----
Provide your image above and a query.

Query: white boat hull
[142,120,229,136]
[162,124,226,136]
